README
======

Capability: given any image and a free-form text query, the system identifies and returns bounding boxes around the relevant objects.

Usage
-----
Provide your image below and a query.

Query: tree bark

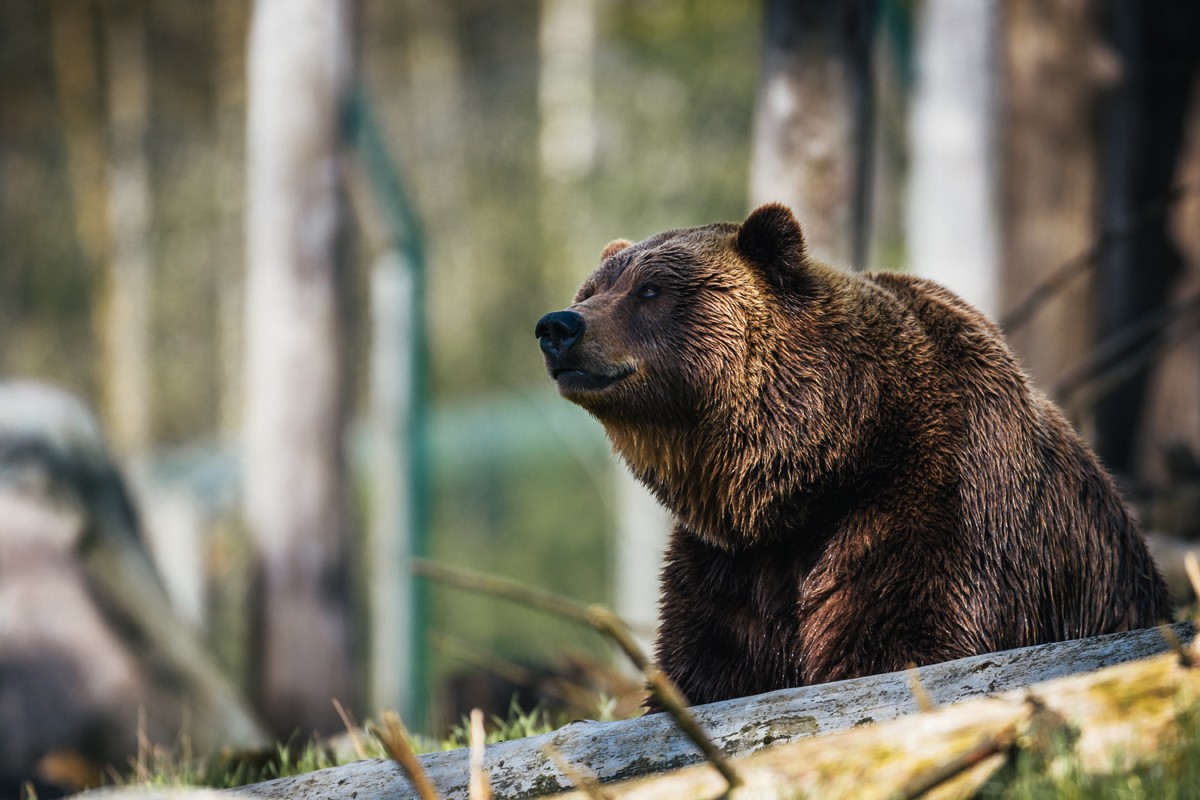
[243,0,356,738]
[99,0,153,456]
[1095,2,1200,475]
[1137,91,1200,486]
[1127,6,1200,485]
[748,0,877,269]
[214,0,250,442]
[998,0,1108,419]
[48,0,107,272]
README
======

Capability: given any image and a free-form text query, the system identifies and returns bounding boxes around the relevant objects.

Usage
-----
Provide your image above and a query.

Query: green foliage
[442,699,559,750]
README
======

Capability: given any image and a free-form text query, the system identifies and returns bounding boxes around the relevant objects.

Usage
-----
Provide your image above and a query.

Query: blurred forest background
[3,0,1200,791]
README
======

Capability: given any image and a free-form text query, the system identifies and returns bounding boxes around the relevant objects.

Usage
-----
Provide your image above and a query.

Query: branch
[413,560,741,790]
[1001,180,1198,334]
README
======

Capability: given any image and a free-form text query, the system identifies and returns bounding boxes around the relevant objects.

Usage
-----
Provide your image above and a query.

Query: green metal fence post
[347,89,431,729]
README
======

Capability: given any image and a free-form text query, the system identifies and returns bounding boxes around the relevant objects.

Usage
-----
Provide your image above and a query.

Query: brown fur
[537,204,1170,706]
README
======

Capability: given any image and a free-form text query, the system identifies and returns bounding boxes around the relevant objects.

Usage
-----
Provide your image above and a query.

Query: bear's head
[535,203,811,414]
[536,204,872,549]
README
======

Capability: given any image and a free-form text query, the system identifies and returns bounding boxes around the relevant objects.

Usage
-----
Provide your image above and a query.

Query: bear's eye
[637,284,661,300]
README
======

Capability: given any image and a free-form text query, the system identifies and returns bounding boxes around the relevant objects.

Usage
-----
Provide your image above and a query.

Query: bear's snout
[535,310,585,359]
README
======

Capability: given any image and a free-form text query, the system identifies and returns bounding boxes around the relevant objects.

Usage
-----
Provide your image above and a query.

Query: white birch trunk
[243,0,355,737]
[538,0,598,299]
[538,0,596,185]
[906,0,1001,319]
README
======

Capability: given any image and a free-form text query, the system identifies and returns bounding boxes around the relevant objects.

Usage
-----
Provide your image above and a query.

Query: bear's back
[862,270,1170,641]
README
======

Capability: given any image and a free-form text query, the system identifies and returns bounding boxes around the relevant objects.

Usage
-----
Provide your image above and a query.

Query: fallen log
[232,623,1192,800]
[556,627,1200,799]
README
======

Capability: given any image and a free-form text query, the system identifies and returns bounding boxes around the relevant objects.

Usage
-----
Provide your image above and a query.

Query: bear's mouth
[552,364,635,392]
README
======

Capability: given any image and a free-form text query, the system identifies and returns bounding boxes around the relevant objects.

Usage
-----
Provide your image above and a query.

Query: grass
[86,688,1200,799]
[97,697,587,794]
[118,737,365,791]
[442,699,565,749]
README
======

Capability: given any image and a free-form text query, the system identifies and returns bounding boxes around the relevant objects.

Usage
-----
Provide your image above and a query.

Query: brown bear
[535,203,1171,707]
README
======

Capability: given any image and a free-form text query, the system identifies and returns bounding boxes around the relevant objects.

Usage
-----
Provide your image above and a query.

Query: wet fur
[541,204,1170,706]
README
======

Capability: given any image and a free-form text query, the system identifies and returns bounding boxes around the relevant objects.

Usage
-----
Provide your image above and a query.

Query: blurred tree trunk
[906,0,1000,318]
[99,0,153,457]
[49,0,153,456]
[997,0,1107,413]
[214,0,249,441]
[1140,66,1200,487]
[48,0,106,271]
[384,1,471,368]
[1096,2,1200,478]
[48,0,111,404]
[538,0,596,302]
[748,0,877,269]
[243,0,356,737]
[51,0,153,456]
[862,6,910,273]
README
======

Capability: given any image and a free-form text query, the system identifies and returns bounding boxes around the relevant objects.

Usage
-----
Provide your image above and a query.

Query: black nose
[535,310,585,357]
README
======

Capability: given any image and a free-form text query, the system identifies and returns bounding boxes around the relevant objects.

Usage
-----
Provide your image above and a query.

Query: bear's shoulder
[858,270,1010,354]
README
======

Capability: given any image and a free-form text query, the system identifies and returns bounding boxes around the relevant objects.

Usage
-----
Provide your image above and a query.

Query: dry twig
[893,725,1016,800]
[469,709,492,800]
[643,666,742,790]
[1057,294,1200,413]
[1185,552,1200,605]
[374,710,440,800]
[1001,179,1198,333]
[907,664,936,713]
[414,559,593,625]
[414,559,742,792]
[1158,624,1195,668]
[332,697,367,760]
[428,631,598,712]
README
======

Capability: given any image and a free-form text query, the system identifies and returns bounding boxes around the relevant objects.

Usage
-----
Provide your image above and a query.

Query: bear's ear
[600,239,633,262]
[736,203,807,285]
